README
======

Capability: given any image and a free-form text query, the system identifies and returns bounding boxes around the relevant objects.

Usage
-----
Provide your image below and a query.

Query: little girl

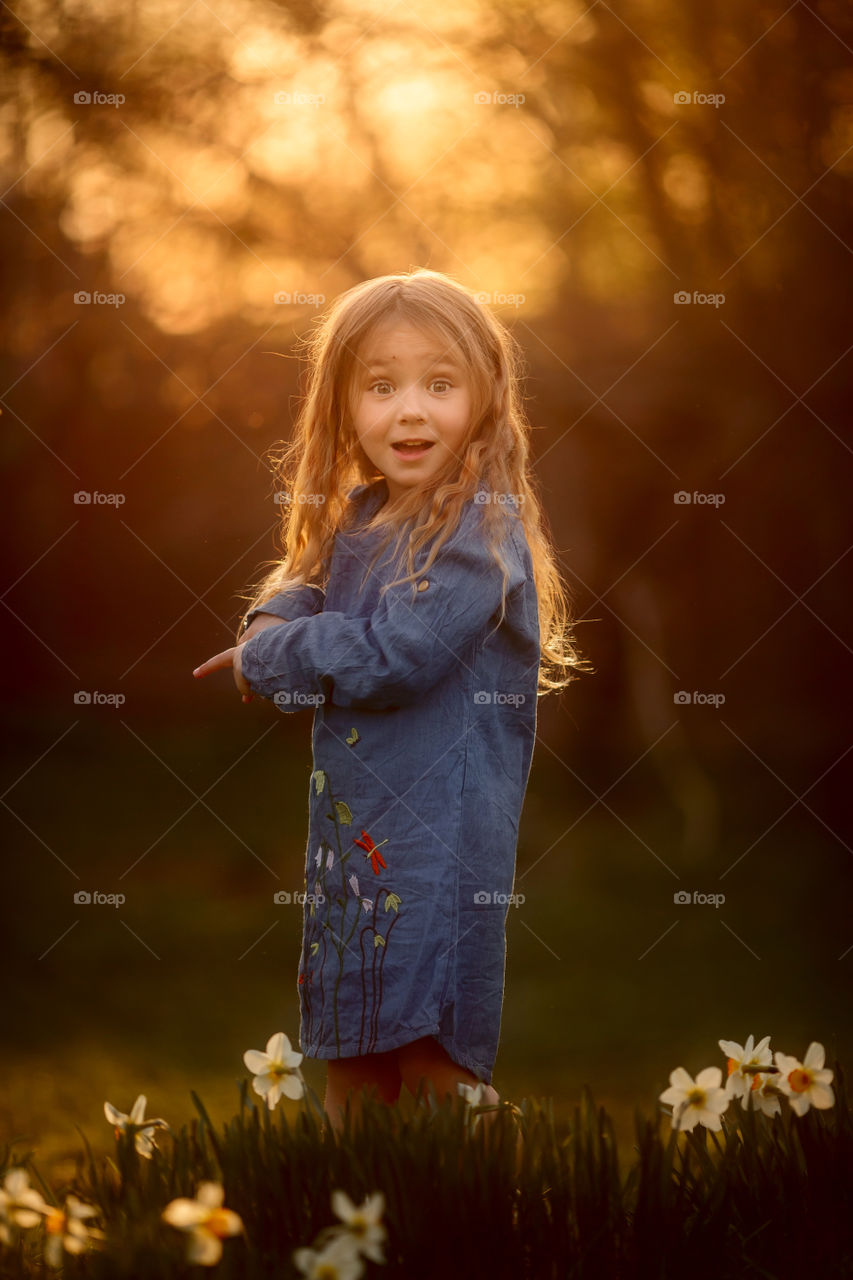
[193,268,585,1129]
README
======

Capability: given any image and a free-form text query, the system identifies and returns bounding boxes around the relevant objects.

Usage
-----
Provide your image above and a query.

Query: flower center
[206,1209,234,1238]
[45,1209,65,1235]
[788,1068,811,1093]
[686,1088,706,1107]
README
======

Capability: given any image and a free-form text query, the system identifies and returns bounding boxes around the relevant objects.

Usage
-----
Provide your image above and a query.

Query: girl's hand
[193,645,253,701]
[193,614,287,704]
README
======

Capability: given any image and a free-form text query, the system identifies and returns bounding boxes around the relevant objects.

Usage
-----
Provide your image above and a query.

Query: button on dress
[240,478,540,1083]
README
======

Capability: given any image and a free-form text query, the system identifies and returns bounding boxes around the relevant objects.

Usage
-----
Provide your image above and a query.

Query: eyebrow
[364,358,461,372]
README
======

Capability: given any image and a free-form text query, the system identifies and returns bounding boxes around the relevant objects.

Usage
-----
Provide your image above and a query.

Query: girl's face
[348,318,473,504]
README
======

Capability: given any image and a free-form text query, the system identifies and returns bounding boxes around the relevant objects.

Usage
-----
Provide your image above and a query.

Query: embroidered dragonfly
[353,827,389,875]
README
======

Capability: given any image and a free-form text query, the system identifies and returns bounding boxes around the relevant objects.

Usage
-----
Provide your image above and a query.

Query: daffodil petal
[129,1095,147,1123]
[281,1073,305,1100]
[243,1050,270,1074]
[4,1170,31,1197]
[774,1052,798,1077]
[103,1102,126,1126]
[804,1041,825,1070]
[332,1189,356,1222]
[718,1039,743,1059]
[658,1086,683,1106]
[293,1245,318,1273]
[265,1032,287,1060]
[197,1183,224,1209]
[66,1197,98,1220]
[810,1082,835,1109]
[14,1209,44,1229]
[186,1227,223,1266]
[365,1192,385,1219]
[163,1199,209,1228]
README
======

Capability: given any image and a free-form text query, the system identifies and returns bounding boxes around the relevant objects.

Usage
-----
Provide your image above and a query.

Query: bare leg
[397,1036,500,1108]
[398,1037,523,1166]
[324,1049,402,1133]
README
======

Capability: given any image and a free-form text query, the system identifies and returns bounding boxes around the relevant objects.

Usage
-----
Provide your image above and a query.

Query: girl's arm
[194,584,326,700]
[239,506,530,712]
[242,583,325,631]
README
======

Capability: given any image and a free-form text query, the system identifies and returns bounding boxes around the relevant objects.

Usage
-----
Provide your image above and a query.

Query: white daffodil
[0,1168,50,1244]
[718,1035,774,1107]
[751,1071,787,1118]
[243,1031,305,1108]
[331,1190,386,1264]
[659,1066,729,1132]
[457,1081,487,1131]
[774,1041,835,1115]
[161,1181,243,1267]
[294,1231,365,1279]
[103,1094,170,1158]
[43,1196,105,1268]
[457,1081,486,1106]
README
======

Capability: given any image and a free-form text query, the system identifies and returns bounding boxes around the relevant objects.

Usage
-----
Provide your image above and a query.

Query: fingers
[193,650,235,678]
[194,648,255,704]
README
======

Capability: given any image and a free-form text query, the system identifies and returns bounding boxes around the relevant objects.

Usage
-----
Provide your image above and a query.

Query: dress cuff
[244,584,325,629]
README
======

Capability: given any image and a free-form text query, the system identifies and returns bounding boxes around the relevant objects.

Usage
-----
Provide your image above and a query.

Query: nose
[395,382,427,423]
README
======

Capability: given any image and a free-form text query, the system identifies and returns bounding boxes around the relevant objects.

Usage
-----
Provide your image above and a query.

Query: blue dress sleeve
[244,583,325,627]
[240,504,528,712]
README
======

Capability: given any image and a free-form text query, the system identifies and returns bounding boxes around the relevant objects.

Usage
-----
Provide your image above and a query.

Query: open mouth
[392,440,434,456]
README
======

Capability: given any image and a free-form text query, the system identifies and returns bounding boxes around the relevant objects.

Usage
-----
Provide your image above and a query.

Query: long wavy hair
[237,268,590,694]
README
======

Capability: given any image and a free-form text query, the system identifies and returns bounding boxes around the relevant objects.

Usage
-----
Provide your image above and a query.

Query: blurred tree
[1,0,850,855]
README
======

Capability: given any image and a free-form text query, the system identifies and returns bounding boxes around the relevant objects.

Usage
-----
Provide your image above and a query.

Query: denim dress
[240,478,540,1083]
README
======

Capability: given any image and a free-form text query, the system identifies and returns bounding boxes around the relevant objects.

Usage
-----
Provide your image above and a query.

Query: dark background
[1,0,851,1179]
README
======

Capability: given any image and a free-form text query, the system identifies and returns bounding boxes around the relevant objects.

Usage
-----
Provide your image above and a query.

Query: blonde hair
[237,268,590,694]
